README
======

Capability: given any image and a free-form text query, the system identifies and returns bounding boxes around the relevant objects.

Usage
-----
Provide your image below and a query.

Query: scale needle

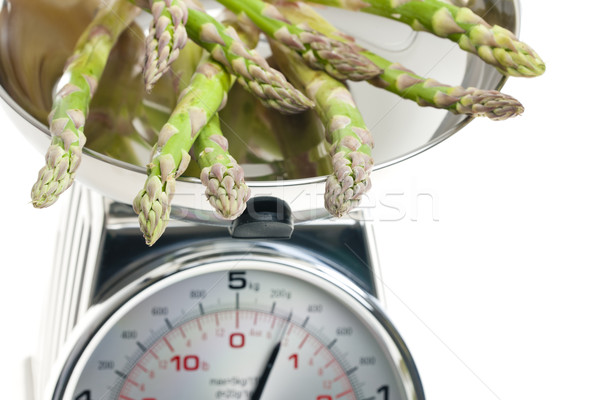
[250,341,281,400]
[251,315,291,400]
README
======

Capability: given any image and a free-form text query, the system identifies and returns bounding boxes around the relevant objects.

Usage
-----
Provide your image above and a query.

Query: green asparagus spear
[219,83,286,170]
[221,8,262,50]
[367,53,524,120]
[277,0,544,77]
[31,0,139,208]
[133,55,232,245]
[85,23,151,166]
[273,1,523,120]
[267,100,333,179]
[193,115,250,220]
[143,0,189,92]
[270,40,374,217]
[135,0,314,114]
[222,6,334,179]
[215,0,382,81]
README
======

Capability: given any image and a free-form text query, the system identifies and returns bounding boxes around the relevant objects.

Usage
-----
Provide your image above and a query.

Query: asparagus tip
[325,151,373,218]
[201,162,251,220]
[455,88,525,120]
[30,141,81,208]
[143,0,189,92]
[133,175,174,246]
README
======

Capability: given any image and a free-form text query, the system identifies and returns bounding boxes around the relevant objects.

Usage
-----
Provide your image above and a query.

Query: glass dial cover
[57,254,422,400]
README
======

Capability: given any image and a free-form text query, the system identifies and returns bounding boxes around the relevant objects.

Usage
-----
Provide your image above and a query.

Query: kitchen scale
[0,0,519,398]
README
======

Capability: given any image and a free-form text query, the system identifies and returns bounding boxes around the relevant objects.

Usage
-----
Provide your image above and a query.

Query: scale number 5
[229,271,247,290]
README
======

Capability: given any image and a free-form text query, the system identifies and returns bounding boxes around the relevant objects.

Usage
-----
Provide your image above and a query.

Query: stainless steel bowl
[0,0,519,223]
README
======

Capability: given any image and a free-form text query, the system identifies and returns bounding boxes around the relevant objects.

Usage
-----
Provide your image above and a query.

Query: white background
[1,0,599,399]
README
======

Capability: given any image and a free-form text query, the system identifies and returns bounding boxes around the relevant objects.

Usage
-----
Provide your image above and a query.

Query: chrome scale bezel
[47,240,425,400]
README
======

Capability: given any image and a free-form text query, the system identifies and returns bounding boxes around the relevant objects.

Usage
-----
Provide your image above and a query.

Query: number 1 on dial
[378,385,389,400]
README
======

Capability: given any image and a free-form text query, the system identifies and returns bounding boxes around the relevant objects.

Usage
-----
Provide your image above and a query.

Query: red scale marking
[163,337,175,352]
[314,345,324,356]
[236,311,239,329]
[333,373,345,382]
[299,333,309,349]
[123,312,360,400]
[324,358,336,369]
[127,379,140,388]
[335,389,353,398]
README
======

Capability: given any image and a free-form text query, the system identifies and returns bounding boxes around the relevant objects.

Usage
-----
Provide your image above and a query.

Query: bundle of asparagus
[30,0,544,245]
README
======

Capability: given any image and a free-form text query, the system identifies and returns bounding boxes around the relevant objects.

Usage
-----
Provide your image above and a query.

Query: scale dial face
[59,258,421,400]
